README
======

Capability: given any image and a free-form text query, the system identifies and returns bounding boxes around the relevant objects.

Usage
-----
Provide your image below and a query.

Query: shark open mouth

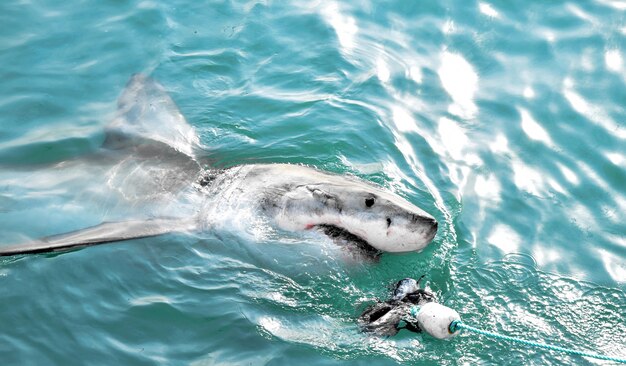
[316,224,381,258]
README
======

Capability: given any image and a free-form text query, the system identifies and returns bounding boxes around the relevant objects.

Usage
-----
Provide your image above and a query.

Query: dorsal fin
[104,74,200,158]
[101,74,204,199]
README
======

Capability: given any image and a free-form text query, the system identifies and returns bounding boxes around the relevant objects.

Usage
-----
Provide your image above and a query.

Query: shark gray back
[0,75,205,256]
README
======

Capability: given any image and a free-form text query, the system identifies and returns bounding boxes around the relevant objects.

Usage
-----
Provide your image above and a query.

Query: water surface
[1,0,625,364]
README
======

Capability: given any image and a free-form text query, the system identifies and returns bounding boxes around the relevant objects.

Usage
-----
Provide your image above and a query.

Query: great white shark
[0,75,438,257]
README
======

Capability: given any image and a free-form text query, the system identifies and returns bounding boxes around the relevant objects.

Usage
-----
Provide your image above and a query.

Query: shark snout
[427,219,438,240]
[410,214,437,226]
[410,214,438,239]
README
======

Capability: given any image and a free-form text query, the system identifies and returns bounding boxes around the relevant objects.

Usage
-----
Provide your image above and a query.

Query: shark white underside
[0,75,437,257]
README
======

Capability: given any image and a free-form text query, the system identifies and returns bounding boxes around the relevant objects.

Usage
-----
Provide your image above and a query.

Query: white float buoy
[411,302,461,339]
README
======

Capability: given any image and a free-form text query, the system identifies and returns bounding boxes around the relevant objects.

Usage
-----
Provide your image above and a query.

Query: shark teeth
[316,224,381,259]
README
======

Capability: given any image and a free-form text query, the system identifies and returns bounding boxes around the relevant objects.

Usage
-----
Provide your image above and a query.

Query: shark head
[266,166,438,253]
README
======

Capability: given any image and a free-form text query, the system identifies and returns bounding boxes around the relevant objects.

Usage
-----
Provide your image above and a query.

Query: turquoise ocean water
[1,1,625,364]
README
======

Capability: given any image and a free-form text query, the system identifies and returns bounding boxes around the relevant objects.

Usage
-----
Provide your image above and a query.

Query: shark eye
[365,197,375,208]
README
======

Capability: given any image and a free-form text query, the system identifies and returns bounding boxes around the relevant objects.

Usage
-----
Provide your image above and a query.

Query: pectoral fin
[0,218,197,256]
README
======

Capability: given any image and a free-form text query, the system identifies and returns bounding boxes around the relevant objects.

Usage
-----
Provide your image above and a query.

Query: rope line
[449,320,626,364]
